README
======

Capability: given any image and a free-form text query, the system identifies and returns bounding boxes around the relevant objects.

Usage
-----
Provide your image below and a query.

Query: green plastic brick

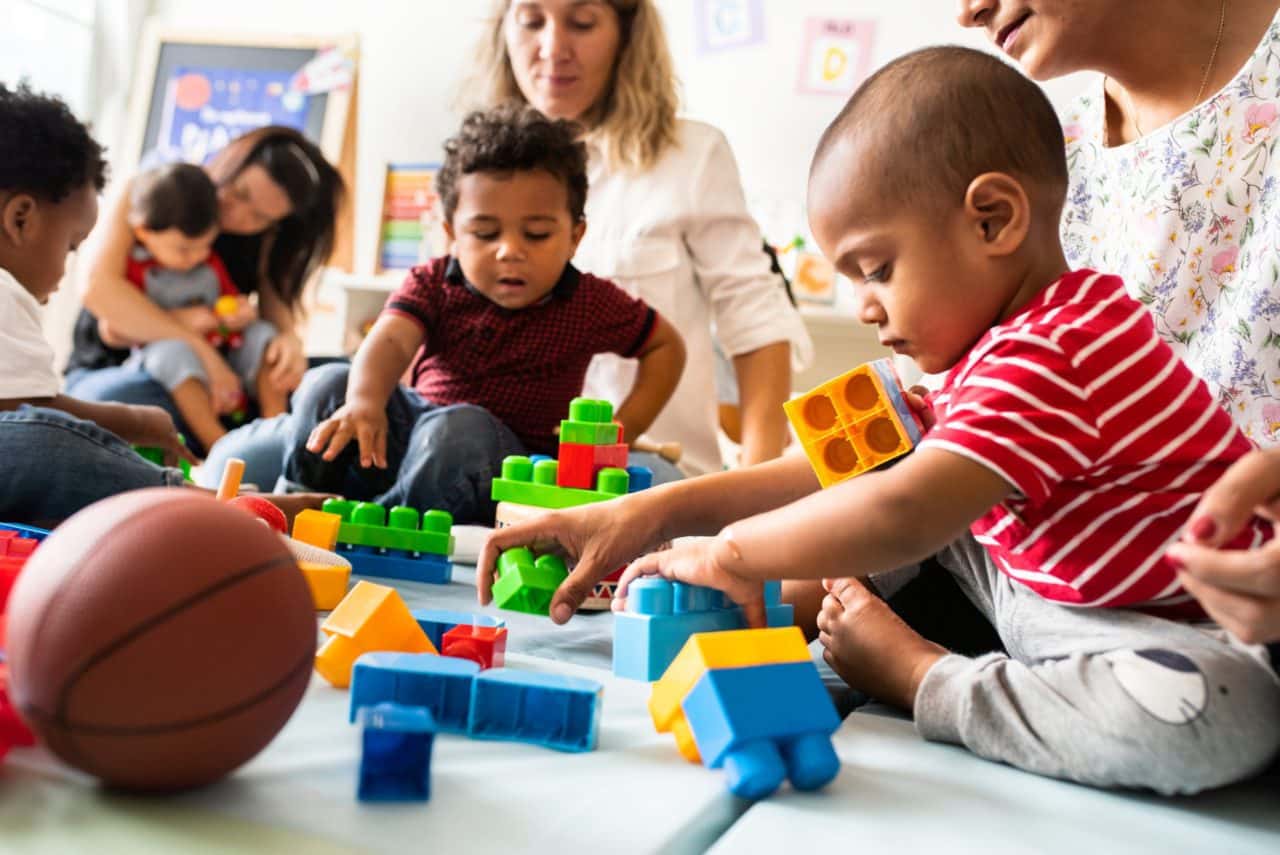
[559,420,620,445]
[490,456,629,509]
[492,548,569,616]
[322,499,454,556]
[568,398,613,424]
[133,444,192,481]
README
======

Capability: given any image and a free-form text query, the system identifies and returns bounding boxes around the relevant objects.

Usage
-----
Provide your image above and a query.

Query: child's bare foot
[817,577,948,711]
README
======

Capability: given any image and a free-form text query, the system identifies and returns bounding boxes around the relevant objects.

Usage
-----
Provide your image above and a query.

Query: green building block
[133,444,192,481]
[559,397,620,445]
[321,499,454,556]
[492,547,569,616]
[490,456,629,509]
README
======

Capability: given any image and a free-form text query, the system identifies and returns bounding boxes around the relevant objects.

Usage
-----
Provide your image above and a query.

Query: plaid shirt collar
[443,256,581,311]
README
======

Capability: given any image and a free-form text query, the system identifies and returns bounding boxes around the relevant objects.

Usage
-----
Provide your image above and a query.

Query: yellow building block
[783,359,925,488]
[315,580,437,687]
[293,509,343,551]
[649,627,811,762]
[299,560,350,611]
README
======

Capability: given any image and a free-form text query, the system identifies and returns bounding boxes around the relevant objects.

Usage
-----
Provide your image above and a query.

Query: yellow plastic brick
[299,559,350,611]
[315,581,436,687]
[293,509,343,551]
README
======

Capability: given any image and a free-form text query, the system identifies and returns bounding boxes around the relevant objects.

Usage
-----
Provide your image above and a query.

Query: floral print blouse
[1061,9,1280,446]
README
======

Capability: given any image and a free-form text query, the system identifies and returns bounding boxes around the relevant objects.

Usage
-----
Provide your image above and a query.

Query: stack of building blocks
[411,609,506,650]
[321,499,455,585]
[649,627,841,799]
[783,358,926,488]
[357,702,436,802]
[491,454,631,510]
[315,581,438,688]
[556,398,629,489]
[291,509,352,609]
[349,652,602,752]
[491,547,569,617]
[612,578,795,681]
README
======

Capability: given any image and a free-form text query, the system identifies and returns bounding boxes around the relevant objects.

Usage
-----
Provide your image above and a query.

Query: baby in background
[106,163,284,449]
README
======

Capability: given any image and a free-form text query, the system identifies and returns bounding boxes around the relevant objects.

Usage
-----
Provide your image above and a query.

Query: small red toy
[441,624,508,670]
[227,495,288,534]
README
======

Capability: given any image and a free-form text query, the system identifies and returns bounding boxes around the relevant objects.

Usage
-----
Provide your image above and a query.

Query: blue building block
[411,609,506,650]
[350,652,480,733]
[681,661,840,800]
[357,702,436,802]
[612,579,794,681]
[339,545,453,585]
[468,668,602,752]
[626,465,653,493]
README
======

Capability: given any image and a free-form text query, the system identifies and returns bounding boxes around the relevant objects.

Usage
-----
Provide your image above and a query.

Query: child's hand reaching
[306,398,389,469]
[123,404,199,467]
[611,535,769,628]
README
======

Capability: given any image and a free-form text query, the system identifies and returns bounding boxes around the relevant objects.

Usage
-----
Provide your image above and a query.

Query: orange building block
[315,581,437,688]
[783,359,926,488]
[299,560,351,611]
[293,509,343,551]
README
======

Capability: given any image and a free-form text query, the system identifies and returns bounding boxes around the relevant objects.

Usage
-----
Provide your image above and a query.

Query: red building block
[0,661,35,761]
[0,530,39,615]
[556,442,630,490]
[441,624,508,670]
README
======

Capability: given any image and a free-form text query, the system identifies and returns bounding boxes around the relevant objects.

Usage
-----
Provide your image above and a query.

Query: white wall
[147,0,1097,276]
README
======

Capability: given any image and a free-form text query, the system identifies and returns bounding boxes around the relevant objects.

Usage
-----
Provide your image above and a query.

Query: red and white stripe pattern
[923,270,1271,616]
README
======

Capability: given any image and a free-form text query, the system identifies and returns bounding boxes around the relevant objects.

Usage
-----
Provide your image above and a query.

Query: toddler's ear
[569,218,587,250]
[0,193,37,244]
[963,172,1029,256]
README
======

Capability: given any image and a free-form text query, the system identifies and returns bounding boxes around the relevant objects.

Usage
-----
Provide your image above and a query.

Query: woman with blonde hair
[470,0,811,478]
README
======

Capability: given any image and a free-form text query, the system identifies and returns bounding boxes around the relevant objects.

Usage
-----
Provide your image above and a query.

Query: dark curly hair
[0,82,107,202]
[436,104,588,224]
[130,163,219,237]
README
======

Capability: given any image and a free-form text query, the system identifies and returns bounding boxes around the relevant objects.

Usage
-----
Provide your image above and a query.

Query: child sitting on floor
[483,47,1280,795]
[0,82,320,527]
[104,163,284,450]
[282,104,685,523]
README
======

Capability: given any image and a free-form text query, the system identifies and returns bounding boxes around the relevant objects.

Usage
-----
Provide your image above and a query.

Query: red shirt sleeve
[383,258,449,347]
[205,252,240,298]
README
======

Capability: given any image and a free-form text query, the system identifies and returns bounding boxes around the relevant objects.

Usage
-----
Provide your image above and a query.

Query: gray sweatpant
[913,534,1280,795]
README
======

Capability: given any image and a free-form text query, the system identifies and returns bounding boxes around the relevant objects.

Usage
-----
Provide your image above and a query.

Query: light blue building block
[350,653,479,733]
[411,609,506,650]
[468,668,602,752]
[357,702,436,802]
[340,546,453,585]
[681,661,841,800]
[612,579,794,681]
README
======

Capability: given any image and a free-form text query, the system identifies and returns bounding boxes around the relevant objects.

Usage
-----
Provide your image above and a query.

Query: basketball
[4,489,316,792]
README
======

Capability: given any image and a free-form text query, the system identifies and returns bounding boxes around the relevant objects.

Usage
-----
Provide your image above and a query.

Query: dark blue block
[357,703,436,802]
[682,661,841,799]
[625,465,653,493]
[411,609,506,650]
[340,545,453,584]
[350,653,479,733]
[468,669,602,752]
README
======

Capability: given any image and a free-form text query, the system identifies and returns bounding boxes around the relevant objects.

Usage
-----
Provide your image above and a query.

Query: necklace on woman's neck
[1113,0,1228,140]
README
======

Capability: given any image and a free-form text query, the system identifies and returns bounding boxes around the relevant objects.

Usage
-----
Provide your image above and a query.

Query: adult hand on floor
[1168,447,1280,644]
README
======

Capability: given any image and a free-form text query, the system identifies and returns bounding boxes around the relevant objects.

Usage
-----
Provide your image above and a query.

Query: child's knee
[140,339,206,391]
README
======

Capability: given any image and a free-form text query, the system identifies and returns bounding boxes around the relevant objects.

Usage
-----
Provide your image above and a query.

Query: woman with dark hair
[66,126,344,454]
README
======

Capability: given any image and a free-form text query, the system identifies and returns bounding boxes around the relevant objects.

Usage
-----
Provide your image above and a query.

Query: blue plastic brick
[411,609,506,650]
[350,653,480,733]
[625,465,653,493]
[681,661,841,800]
[612,580,794,681]
[357,702,436,802]
[339,545,453,585]
[468,668,602,752]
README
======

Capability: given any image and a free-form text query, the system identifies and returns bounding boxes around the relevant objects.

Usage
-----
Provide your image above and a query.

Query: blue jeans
[281,364,527,524]
[0,405,185,525]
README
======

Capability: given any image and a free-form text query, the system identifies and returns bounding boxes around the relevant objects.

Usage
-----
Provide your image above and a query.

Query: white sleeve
[682,128,813,371]
[0,287,61,400]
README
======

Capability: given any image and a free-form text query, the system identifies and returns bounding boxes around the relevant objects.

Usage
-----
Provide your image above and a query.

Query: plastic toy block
[559,397,621,446]
[134,445,192,481]
[293,509,343,551]
[491,455,630,509]
[495,504,616,611]
[612,579,794,682]
[357,702,435,802]
[680,661,840,799]
[299,559,351,610]
[467,668,602,752]
[341,547,453,585]
[783,358,926,488]
[321,499,454,556]
[649,627,812,762]
[316,581,437,688]
[626,465,654,493]
[557,442,628,490]
[350,652,480,732]
[442,624,508,670]
[412,609,506,650]
[1,660,35,761]
[491,547,569,616]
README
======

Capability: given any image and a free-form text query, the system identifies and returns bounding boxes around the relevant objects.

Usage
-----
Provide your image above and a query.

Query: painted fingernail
[1190,517,1217,541]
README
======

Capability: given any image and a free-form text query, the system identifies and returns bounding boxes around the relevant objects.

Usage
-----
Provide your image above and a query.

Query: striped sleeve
[922,335,1100,504]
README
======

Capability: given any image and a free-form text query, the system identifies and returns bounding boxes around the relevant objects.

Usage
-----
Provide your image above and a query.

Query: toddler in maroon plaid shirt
[280,105,685,523]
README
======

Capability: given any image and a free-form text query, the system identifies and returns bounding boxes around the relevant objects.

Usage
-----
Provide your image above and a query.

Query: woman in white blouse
[470,0,812,477]
[958,0,1280,646]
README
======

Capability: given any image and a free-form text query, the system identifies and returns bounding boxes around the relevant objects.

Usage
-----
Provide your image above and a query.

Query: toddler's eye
[865,264,890,283]
[525,232,552,241]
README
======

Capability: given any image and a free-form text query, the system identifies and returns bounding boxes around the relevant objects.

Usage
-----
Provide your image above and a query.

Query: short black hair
[811,46,1068,217]
[130,163,219,237]
[436,103,589,223]
[0,82,107,202]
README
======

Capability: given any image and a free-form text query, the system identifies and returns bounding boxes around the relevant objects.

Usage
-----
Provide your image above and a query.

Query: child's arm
[615,446,1012,624]
[0,395,195,466]
[612,315,685,445]
[306,313,424,469]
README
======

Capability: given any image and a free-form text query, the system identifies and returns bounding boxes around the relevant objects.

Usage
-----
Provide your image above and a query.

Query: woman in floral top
[958,0,1280,645]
